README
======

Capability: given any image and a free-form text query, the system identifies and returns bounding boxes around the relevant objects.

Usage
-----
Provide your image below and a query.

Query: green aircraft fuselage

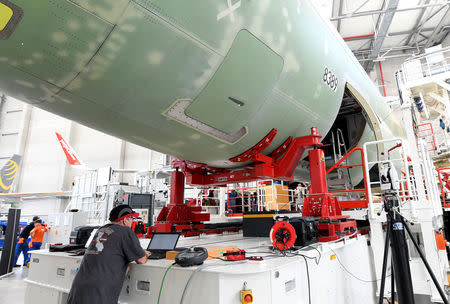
[0,0,403,174]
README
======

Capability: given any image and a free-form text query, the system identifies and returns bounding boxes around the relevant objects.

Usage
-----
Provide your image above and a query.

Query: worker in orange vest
[27,219,48,264]
[13,216,40,267]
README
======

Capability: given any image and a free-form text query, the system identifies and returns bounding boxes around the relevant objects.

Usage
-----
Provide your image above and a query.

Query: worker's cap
[109,205,139,222]
[32,216,40,221]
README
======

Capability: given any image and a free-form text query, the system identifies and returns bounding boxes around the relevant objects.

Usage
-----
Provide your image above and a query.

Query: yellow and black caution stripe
[0,0,23,40]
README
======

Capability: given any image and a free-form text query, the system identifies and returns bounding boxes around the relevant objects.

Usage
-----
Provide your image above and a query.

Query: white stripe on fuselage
[217,0,241,22]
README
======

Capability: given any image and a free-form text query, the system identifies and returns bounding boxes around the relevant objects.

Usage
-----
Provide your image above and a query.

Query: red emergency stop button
[241,290,253,303]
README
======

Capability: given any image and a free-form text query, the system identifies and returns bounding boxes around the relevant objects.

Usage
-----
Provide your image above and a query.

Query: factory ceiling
[314,0,450,71]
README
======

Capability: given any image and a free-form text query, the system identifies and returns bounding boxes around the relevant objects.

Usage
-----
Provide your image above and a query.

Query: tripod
[378,194,449,304]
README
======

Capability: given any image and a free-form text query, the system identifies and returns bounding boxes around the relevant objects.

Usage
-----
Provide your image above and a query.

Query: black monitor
[147,233,180,251]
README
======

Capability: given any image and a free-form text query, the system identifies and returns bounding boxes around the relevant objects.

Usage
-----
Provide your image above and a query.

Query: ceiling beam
[418,5,447,28]
[365,0,400,71]
[363,1,386,71]
[336,0,344,33]
[330,2,450,21]
[355,45,424,54]
[405,0,431,46]
[425,6,450,48]
[353,0,371,14]
[356,53,417,62]
[390,27,436,36]
[408,5,448,46]
[342,28,437,41]
[419,33,429,40]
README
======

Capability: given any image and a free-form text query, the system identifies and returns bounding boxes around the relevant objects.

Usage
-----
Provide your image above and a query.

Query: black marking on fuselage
[228,97,244,107]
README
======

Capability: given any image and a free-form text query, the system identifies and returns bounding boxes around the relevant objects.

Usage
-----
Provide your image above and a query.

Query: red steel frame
[414,122,437,152]
[325,147,369,209]
[343,33,375,40]
[302,149,357,242]
[176,128,322,186]
[147,128,321,237]
[436,167,450,209]
[146,170,211,237]
[148,127,357,241]
[229,128,278,163]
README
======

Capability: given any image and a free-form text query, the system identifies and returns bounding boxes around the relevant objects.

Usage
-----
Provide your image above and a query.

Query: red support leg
[309,149,328,194]
[145,127,358,241]
[146,170,211,238]
[302,148,357,241]
[168,170,184,206]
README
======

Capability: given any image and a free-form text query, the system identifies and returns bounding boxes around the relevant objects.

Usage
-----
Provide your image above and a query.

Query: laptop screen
[147,233,180,251]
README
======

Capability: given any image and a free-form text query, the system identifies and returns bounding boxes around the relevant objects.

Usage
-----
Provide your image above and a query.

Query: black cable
[212,257,226,261]
[288,252,320,265]
[246,254,280,260]
[300,255,311,304]
[296,245,321,265]
[304,245,321,263]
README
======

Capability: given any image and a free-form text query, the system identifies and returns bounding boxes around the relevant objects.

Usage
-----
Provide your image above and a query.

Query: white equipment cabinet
[45,212,88,245]
[24,233,378,304]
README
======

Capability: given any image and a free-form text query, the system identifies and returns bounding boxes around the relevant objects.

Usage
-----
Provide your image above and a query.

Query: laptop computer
[147,233,180,260]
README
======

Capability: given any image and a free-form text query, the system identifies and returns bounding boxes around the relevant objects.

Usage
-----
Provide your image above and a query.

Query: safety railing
[193,189,221,215]
[363,138,443,220]
[225,180,300,216]
[192,188,220,208]
[226,186,259,217]
[414,122,437,152]
[401,46,450,84]
[436,167,450,209]
[363,138,418,219]
[196,194,220,208]
[326,147,369,209]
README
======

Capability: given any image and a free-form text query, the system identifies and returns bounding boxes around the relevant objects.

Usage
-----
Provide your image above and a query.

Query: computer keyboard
[148,251,166,260]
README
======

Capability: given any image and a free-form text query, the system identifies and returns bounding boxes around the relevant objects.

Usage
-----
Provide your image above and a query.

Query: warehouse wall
[0,95,165,217]
[372,57,406,97]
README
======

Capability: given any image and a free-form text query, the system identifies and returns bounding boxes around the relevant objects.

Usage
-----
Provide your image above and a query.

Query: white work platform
[24,233,378,304]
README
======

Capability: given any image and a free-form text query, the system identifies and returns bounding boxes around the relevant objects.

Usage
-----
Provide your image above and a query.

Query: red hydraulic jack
[146,128,322,238]
[146,170,211,237]
[302,149,357,242]
[146,127,356,241]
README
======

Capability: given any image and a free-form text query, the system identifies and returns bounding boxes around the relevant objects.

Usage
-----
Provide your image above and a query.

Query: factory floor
[0,251,27,304]
[0,266,28,304]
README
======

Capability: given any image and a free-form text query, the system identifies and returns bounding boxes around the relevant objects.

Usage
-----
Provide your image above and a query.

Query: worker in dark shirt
[67,205,150,304]
[13,216,39,267]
